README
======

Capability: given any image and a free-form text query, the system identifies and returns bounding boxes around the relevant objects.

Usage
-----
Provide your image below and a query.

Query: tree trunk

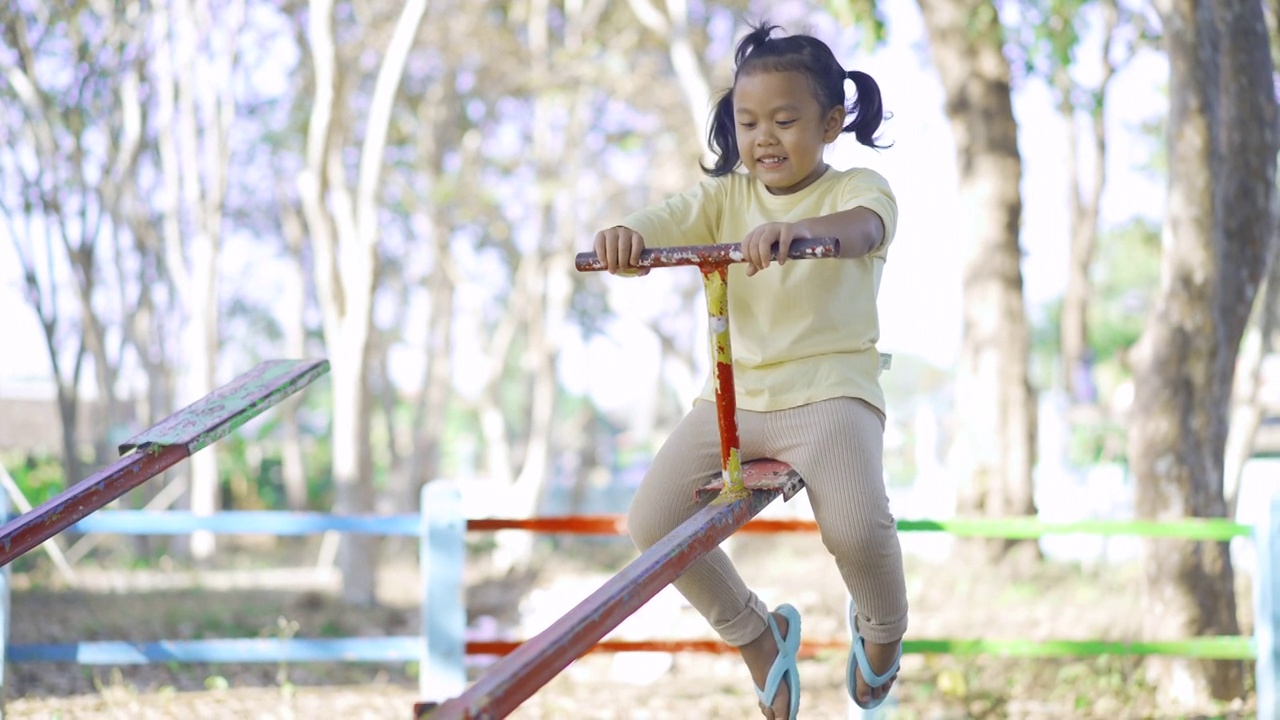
[1057,0,1120,404]
[297,0,428,605]
[404,71,461,506]
[408,220,456,499]
[55,372,84,485]
[278,192,310,511]
[625,0,713,145]
[916,0,1037,556]
[330,342,377,602]
[1128,0,1277,703]
[1224,218,1280,516]
[152,0,244,559]
[184,240,220,559]
[1,4,139,489]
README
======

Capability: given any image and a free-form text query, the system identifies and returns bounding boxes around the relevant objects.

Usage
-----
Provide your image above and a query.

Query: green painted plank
[119,359,330,455]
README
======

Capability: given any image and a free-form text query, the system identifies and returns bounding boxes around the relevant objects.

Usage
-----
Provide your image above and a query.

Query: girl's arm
[794,207,886,259]
[742,207,886,276]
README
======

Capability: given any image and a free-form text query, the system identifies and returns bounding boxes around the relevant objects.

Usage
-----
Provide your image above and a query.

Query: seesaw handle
[574,236,841,272]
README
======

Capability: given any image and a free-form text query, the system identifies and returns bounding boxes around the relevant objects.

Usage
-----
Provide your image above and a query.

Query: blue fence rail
[1,482,466,701]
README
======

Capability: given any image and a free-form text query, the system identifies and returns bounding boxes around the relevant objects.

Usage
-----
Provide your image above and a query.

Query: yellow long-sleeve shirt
[619,166,898,413]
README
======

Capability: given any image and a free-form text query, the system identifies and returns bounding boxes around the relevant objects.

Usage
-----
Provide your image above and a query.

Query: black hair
[702,22,888,177]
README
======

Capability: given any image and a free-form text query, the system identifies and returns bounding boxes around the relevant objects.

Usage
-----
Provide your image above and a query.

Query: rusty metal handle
[574,236,841,272]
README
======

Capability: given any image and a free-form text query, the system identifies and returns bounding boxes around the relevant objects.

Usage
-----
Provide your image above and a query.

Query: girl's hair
[703,22,887,177]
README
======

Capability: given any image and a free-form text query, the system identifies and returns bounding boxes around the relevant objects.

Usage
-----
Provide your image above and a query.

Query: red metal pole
[702,264,748,502]
[464,515,818,535]
[464,638,846,659]
[421,484,782,720]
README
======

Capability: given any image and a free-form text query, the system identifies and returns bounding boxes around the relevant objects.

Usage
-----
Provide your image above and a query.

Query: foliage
[1,453,65,507]
[1029,218,1160,376]
[1086,218,1160,363]
[1067,417,1127,466]
[1006,0,1155,90]
[825,0,887,48]
[1009,0,1089,78]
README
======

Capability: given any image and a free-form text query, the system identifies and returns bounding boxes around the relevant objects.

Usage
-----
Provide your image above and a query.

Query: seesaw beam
[0,359,329,567]
[418,461,803,720]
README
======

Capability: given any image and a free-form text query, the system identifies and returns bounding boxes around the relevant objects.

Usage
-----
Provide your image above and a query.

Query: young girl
[593,22,907,720]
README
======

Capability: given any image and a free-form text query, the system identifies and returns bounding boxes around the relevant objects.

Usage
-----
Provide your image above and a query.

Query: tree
[1126,0,1277,702]
[151,0,247,558]
[1014,0,1144,402]
[916,0,1037,551]
[1222,0,1280,517]
[625,0,716,156]
[1224,226,1280,515]
[296,0,427,605]
[0,0,149,485]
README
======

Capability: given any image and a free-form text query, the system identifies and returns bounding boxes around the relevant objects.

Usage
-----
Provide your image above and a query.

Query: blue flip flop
[754,603,802,720]
[847,598,901,710]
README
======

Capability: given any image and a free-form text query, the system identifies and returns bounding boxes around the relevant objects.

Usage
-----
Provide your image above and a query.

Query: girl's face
[733,70,845,195]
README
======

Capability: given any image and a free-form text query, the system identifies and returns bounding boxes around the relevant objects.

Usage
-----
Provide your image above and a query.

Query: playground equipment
[416,237,841,718]
[0,358,330,569]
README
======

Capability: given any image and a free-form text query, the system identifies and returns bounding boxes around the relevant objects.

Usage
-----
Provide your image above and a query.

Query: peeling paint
[700,266,748,502]
[120,359,330,455]
[573,236,840,272]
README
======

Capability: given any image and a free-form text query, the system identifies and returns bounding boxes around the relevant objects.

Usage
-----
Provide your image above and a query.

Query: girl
[593,22,906,720]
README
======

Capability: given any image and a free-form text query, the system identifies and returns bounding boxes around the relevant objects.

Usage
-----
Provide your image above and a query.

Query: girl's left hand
[742,221,807,277]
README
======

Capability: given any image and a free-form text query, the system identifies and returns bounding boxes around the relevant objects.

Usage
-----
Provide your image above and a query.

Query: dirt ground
[1,534,1260,719]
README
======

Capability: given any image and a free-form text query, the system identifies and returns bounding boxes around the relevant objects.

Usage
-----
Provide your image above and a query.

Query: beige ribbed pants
[627,397,908,647]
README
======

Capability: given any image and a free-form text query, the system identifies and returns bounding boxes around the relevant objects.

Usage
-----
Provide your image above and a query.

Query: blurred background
[0,0,1277,717]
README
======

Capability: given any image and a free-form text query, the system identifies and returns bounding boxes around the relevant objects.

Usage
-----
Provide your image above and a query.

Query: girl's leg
[764,397,908,642]
[626,401,771,647]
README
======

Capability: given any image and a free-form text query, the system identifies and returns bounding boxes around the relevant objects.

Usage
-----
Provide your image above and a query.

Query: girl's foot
[853,638,900,706]
[739,610,791,719]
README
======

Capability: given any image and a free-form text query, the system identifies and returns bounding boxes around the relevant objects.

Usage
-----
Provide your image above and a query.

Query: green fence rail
[900,637,1254,661]
[896,517,1252,541]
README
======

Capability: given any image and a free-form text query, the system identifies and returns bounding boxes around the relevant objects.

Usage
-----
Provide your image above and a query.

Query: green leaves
[825,0,887,49]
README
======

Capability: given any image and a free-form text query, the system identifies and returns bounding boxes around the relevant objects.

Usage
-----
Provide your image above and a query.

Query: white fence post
[420,481,466,702]
[1257,488,1280,720]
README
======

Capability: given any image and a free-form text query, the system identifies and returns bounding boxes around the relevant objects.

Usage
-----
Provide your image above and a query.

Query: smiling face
[733,70,845,195]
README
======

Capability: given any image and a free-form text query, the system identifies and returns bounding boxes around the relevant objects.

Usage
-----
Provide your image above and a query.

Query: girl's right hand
[593,226,649,276]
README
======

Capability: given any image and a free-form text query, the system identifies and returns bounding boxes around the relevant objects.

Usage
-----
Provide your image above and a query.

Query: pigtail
[844,70,889,149]
[701,89,739,177]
